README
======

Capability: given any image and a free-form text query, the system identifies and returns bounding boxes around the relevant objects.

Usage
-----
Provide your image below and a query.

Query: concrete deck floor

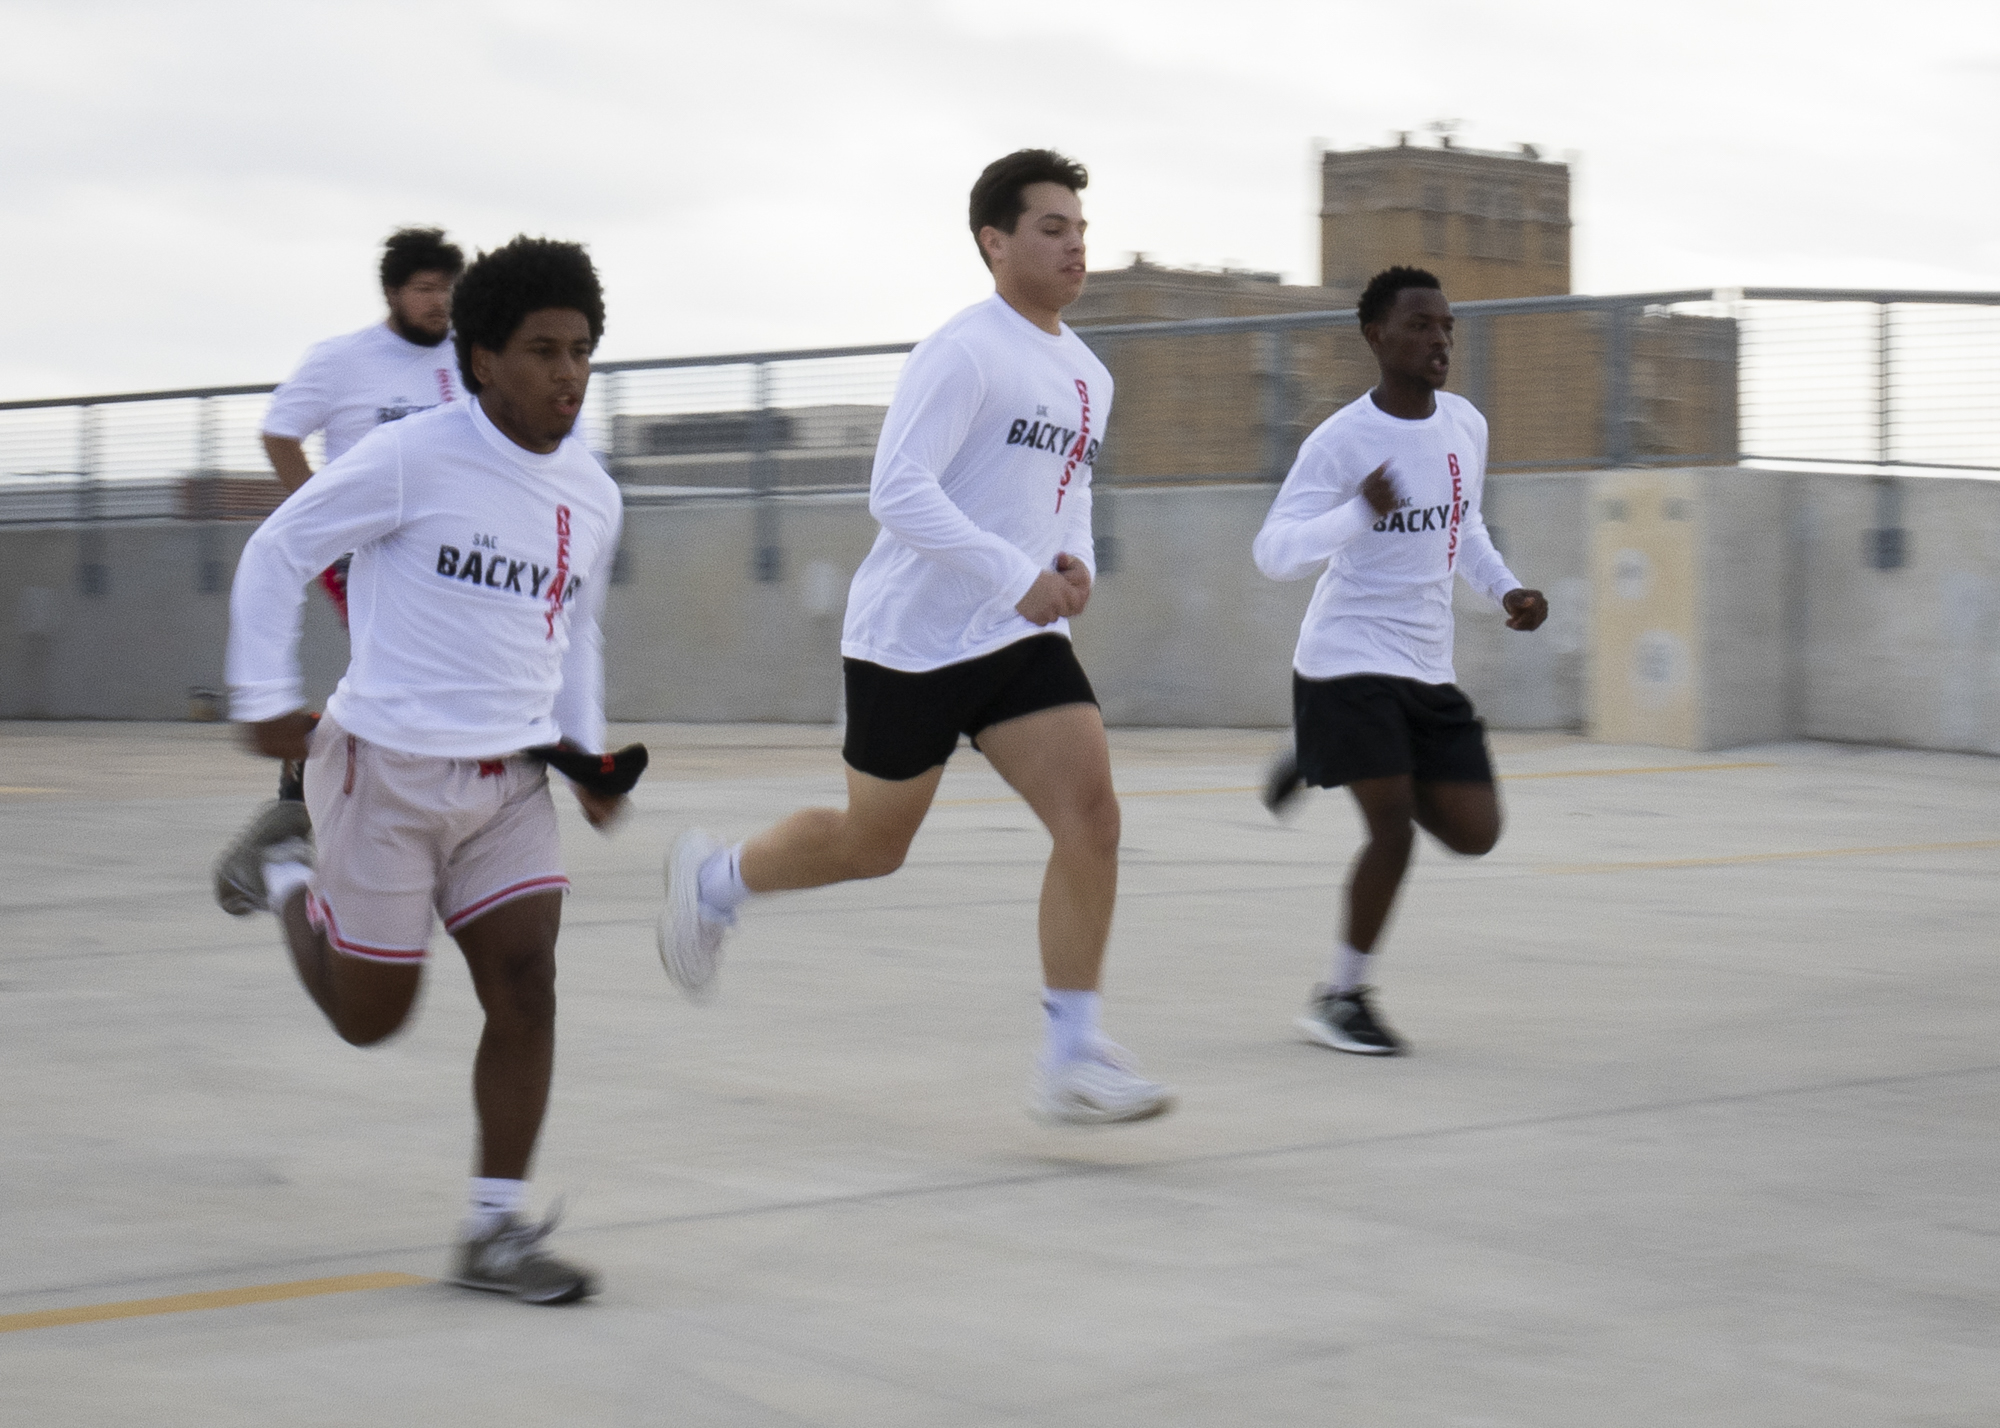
[3,721,1997,1426]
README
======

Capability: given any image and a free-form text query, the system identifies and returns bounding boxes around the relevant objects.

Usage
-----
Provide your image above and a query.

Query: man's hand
[1503,587,1549,631]
[1360,462,1400,518]
[1054,551,1093,616]
[574,786,627,831]
[244,709,317,761]
[1016,565,1087,626]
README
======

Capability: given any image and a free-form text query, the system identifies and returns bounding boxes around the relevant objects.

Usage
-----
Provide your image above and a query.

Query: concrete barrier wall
[1795,473,2000,755]
[0,523,349,720]
[2,469,1995,756]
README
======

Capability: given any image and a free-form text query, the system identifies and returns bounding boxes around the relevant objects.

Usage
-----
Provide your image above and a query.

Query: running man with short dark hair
[657,149,1174,1126]
[214,236,623,1303]
[1255,265,1548,1055]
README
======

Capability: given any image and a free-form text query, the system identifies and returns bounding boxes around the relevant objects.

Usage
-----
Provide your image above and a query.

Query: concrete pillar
[1586,467,1795,751]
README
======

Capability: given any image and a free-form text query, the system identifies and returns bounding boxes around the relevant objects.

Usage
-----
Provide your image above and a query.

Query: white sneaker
[1032,1042,1177,1126]
[657,829,730,1001]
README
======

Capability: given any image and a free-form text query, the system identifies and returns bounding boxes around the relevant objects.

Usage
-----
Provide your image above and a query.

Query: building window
[1422,210,1447,256]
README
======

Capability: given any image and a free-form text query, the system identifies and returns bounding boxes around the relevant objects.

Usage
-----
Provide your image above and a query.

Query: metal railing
[3,288,1995,541]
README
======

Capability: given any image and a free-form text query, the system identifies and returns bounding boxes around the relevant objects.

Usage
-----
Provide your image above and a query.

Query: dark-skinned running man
[1254,265,1548,1055]
[214,237,623,1303]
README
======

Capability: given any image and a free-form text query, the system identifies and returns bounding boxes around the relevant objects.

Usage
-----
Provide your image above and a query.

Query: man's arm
[262,339,337,494]
[868,338,1050,615]
[1454,475,1548,631]
[262,435,314,494]
[1252,442,1385,582]
[550,510,622,829]
[227,435,404,741]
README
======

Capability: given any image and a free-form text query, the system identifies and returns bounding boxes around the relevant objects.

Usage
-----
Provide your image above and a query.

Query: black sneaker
[1261,749,1305,818]
[1297,985,1406,1055]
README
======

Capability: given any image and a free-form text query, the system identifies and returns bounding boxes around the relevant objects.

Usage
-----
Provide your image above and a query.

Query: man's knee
[1439,816,1501,857]
[1361,796,1417,846]
[475,944,557,1030]
[1066,783,1121,860]
[335,1013,408,1048]
[844,831,912,881]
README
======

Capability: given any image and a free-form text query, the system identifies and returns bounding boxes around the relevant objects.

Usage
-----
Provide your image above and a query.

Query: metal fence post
[1460,311,1490,423]
[1602,302,1634,466]
[750,361,782,582]
[1876,302,1893,467]
[76,403,107,595]
[1257,328,1292,480]
[194,396,226,592]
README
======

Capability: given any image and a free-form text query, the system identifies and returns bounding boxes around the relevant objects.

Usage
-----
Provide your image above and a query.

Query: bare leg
[1343,775,1418,954]
[975,703,1121,992]
[452,891,563,1182]
[1342,776,1501,954]
[276,890,421,1046]
[738,764,943,892]
[1412,779,1502,855]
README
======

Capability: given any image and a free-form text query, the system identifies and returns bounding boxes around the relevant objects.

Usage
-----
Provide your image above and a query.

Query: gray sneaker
[452,1210,598,1305]
[213,799,315,916]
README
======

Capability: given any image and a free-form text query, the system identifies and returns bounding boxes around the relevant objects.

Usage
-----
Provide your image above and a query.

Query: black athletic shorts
[842,634,1098,781]
[1293,672,1493,789]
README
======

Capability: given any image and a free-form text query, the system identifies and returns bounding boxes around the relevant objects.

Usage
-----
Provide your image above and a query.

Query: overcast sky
[3,0,1994,398]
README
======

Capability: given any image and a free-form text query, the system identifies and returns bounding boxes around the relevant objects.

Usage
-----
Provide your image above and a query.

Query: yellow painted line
[1541,837,2000,876]
[0,1271,430,1334]
[933,761,1776,808]
[937,785,1255,808]
[1503,760,1775,782]
[0,785,65,794]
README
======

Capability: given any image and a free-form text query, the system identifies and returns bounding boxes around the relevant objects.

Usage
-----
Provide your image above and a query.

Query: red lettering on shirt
[1445,466,1463,571]
[437,368,457,404]
[1054,379,1091,513]
[544,504,572,640]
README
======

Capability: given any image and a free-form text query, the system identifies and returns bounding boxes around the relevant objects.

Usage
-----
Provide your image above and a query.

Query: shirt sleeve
[867,336,1046,606]
[551,504,619,756]
[1454,476,1520,606]
[261,340,338,442]
[1058,475,1096,578]
[225,430,405,721]
[1251,434,1377,582]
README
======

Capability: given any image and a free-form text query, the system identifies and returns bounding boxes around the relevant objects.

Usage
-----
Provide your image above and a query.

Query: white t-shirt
[228,398,622,758]
[1253,389,1519,686]
[840,293,1110,672]
[262,321,465,464]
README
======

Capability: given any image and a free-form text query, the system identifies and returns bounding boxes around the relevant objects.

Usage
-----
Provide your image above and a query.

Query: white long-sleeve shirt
[1254,389,1518,685]
[840,294,1109,672]
[228,397,622,758]
[262,321,464,464]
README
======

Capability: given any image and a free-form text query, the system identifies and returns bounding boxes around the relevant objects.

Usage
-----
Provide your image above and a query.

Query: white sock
[262,860,313,912]
[697,844,750,922]
[1331,943,1372,996]
[1041,988,1102,1069]
[466,1176,525,1235]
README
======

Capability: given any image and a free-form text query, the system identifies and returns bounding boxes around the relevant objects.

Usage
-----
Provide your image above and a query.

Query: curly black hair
[1357,266,1444,329]
[451,237,605,395]
[969,149,1088,268]
[379,227,464,290]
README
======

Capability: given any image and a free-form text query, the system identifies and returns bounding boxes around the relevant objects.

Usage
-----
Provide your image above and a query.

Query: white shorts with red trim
[301,714,568,963]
